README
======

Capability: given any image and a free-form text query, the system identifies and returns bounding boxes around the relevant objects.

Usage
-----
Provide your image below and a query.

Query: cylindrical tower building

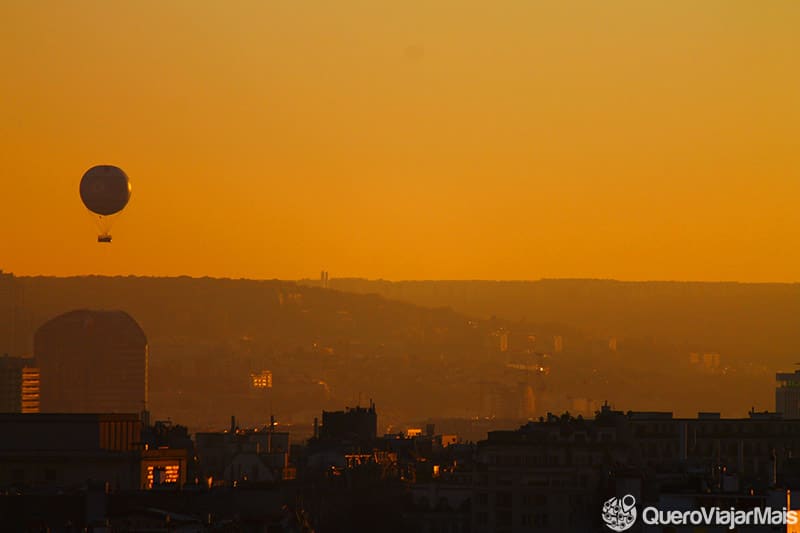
[35,310,147,413]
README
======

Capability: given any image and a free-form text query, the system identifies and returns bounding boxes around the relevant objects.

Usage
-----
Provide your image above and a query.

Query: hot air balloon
[79,165,131,243]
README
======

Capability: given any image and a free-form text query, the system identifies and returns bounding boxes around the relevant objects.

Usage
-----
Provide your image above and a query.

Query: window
[533,512,549,527]
[496,511,512,527]
[146,464,181,489]
[496,491,513,508]
[523,493,547,506]
[570,494,585,507]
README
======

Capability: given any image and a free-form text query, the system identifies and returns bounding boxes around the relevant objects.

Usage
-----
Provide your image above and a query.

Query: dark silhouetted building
[777,370,800,418]
[320,401,377,442]
[35,310,148,413]
[0,270,17,356]
[472,404,800,533]
[0,413,187,490]
[0,413,142,489]
[195,416,294,486]
[0,355,39,413]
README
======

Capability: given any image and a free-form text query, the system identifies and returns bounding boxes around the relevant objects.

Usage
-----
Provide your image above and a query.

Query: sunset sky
[1,1,798,281]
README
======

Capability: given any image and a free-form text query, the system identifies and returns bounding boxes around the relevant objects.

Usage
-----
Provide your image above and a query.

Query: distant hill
[308,278,800,364]
[4,275,796,428]
[14,275,474,353]
[10,275,495,429]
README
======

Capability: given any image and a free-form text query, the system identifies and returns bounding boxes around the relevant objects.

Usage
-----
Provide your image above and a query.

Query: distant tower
[320,270,329,289]
[776,370,800,418]
[35,310,148,413]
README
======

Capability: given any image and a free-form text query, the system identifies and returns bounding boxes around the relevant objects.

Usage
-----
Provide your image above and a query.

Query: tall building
[21,366,40,413]
[0,355,40,413]
[35,310,148,413]
[0,270,17,356]
[776,370,800,418]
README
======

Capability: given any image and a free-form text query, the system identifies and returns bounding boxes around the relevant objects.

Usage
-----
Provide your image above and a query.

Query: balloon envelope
[80,165,131,216]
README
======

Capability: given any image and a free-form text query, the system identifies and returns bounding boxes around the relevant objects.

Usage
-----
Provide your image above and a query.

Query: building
[473,415,618,532]
[0,413,188,491]
[777,370,800,418]
[0,413,142,489]
[320,401,377,442]
[35,310,148,413]
[140,419,196,486]
[0,355,39,413]
[0,270,17,356]
[20,366,39,413]
[472,404,800,533]
[195,416,294,485]
[250,369,273,389]
[141,447,188,489]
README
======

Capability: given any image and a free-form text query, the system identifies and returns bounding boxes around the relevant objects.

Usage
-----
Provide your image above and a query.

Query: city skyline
[2,2,799,531]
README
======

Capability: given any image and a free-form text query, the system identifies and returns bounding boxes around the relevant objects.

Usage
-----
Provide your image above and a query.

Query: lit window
[250,370,273,389]
[146,464,180,488]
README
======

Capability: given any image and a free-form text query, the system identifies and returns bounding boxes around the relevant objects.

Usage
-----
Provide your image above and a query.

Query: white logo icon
[602,494,637,531]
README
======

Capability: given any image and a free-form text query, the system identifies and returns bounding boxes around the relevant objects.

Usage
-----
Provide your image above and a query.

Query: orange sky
[1,1,798,281]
